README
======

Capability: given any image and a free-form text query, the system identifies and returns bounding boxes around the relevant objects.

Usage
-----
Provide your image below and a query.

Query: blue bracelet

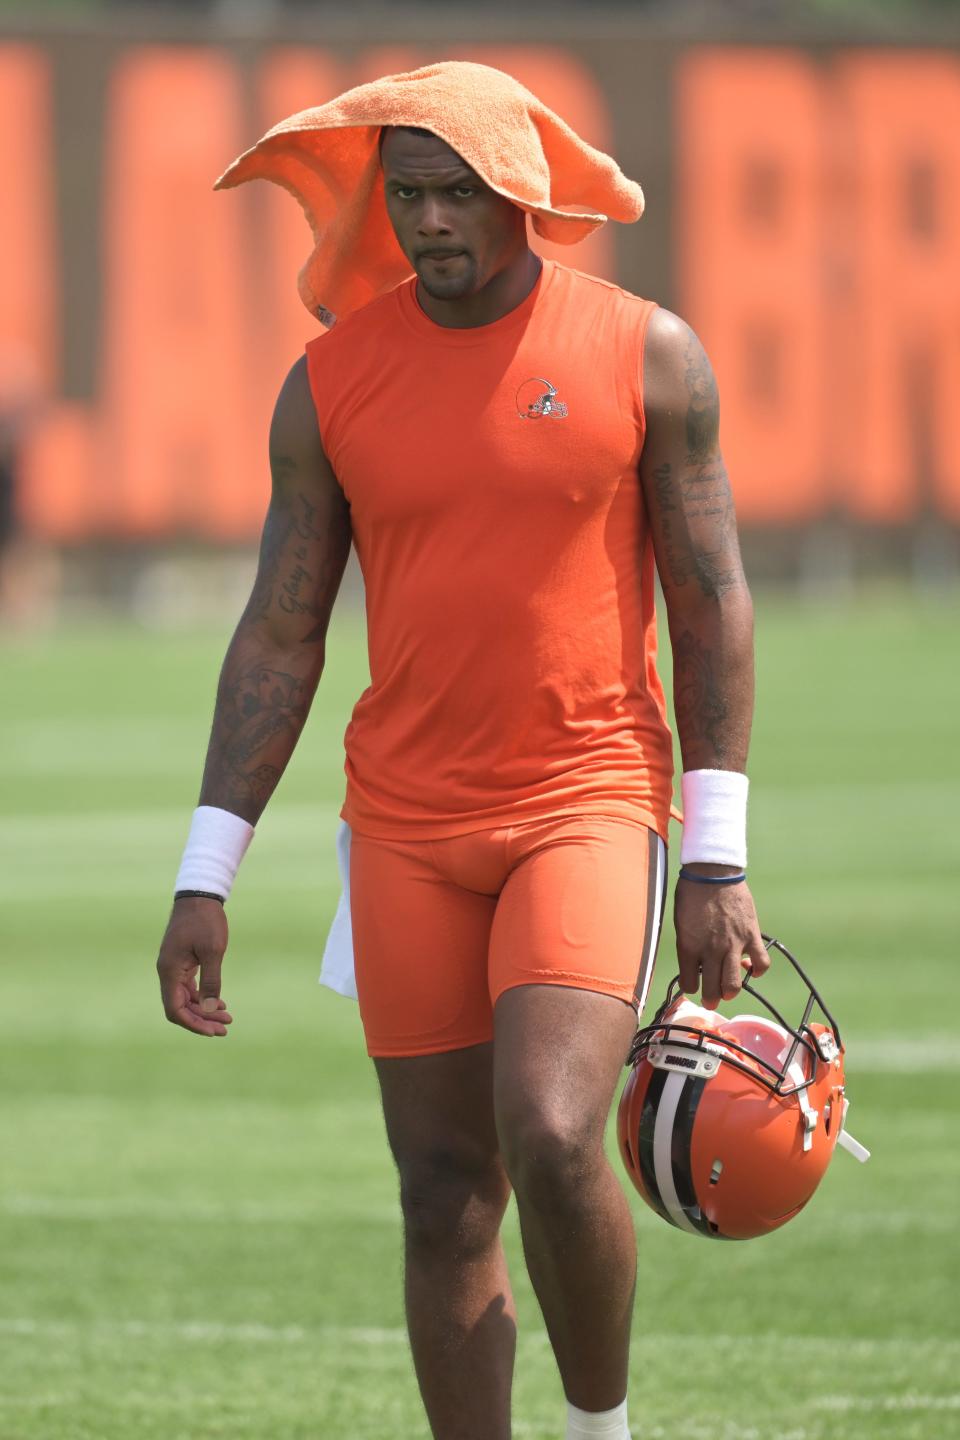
[678,868,747,886]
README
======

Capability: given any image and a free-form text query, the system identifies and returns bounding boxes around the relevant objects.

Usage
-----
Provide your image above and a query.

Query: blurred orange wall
[3,39,959,537]
[679,48,960,525]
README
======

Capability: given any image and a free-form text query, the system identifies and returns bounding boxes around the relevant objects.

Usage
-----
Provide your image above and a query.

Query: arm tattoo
[673,631,729,763]
[644,328,743,600]
[645,325,752,771]
[652,460,739,599]
[683,329,721,462]
[249,477,350,645]
[203,663,310,813]
[247,505,293,623]
[201,467,351,816]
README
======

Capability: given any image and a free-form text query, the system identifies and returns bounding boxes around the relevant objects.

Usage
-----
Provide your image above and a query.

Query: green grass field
[1,588,958,1439]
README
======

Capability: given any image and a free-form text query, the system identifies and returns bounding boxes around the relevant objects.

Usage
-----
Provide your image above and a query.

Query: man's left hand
[674,871,769,1009]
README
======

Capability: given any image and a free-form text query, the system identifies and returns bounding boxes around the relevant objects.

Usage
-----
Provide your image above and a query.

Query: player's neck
[416,250,542,330]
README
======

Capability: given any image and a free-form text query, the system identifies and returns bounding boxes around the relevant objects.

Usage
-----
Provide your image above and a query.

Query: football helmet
[617,935,869,1240]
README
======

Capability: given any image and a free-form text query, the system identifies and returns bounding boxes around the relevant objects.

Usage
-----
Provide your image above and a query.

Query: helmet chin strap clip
[796,1087,819,1152]
[784,1055,820,1151]
[800,1108,818,1151]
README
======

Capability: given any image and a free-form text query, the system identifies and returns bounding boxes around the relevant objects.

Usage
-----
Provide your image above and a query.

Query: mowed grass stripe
[0,807,344,899]
[1,1315,956,1357]
[1,1193,954,1235]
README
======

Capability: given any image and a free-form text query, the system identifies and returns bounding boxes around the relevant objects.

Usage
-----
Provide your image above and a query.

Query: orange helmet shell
[618,941,851,1240]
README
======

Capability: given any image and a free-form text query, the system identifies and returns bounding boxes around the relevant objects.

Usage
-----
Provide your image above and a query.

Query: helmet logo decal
[516,377,568,420]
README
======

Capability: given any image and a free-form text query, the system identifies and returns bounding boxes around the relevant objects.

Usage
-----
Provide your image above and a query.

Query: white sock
[566,1399,630,1438]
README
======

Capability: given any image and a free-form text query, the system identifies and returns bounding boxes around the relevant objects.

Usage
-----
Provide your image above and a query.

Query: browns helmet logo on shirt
[516,377,568,419]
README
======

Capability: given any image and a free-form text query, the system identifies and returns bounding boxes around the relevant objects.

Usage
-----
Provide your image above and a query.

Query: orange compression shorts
[349,814,668,1058]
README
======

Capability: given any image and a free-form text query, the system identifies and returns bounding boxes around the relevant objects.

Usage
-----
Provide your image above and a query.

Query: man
[158,74,767,1440]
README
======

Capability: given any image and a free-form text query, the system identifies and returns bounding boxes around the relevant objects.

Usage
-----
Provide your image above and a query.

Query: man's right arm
[157,356,351,1038]
[198,355,351,822]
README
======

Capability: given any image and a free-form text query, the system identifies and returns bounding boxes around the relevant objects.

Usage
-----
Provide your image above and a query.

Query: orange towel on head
[215,59,644,325]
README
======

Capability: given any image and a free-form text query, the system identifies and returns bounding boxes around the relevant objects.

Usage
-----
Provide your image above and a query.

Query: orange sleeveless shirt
[305,259,673,840]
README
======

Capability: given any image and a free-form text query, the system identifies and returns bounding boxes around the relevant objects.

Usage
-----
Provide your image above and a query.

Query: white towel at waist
[319,819,358,999]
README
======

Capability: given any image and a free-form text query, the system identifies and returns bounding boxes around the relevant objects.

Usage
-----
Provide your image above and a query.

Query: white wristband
[174,805,255,900]
[679,769,748,868]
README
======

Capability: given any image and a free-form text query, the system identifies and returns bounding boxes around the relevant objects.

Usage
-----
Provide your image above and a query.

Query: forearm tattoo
[673,630,730,764]
[201,469,351,818]
[203,661,310,813]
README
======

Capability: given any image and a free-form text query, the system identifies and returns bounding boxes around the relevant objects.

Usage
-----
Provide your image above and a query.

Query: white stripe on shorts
[634,831,667,1017]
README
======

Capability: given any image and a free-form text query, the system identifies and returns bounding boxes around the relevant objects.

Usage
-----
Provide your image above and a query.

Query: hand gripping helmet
[617,936,869,1240]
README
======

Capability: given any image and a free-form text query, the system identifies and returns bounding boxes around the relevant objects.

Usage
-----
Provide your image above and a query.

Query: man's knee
[396,1144,510,1256]
[498,1107,603,1217]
